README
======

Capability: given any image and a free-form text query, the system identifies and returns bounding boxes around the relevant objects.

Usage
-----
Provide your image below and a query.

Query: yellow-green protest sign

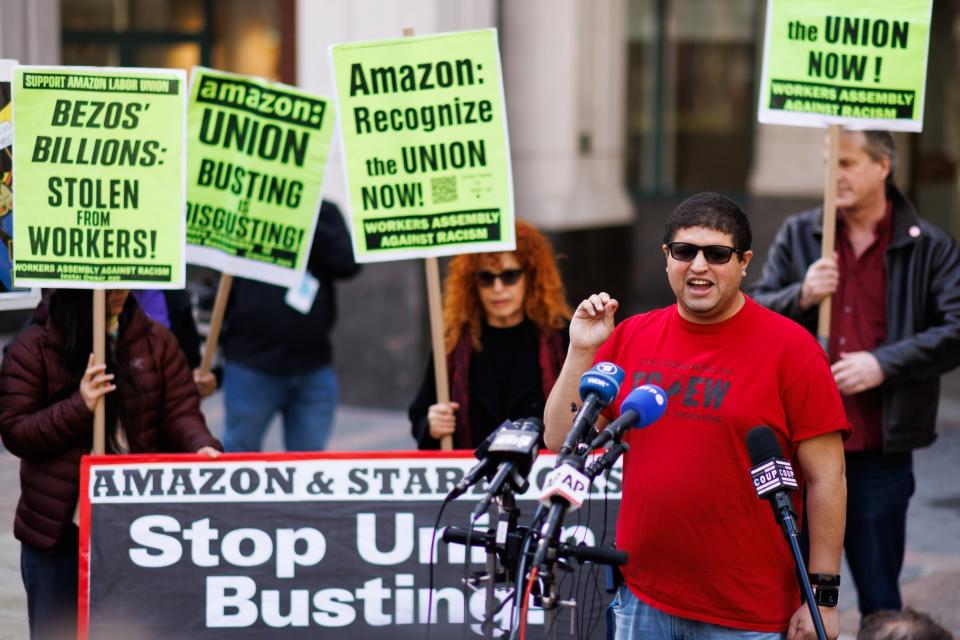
[758,0,932,131]
[13,66,186,288]
[186,68,336,286]
[330,29,514,262]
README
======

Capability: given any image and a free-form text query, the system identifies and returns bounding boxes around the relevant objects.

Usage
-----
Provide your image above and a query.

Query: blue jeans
[223,361,338,452]
[844,451,914,616]
[607,585,785,640]
[21,526,78,640]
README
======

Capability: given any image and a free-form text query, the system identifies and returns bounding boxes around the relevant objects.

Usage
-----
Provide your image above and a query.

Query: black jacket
[222,201,361,375]
[163,290,202,369]
[750,186,960,453]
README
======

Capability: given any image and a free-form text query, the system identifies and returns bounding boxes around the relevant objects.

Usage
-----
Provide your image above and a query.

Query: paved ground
[0,382,957,637]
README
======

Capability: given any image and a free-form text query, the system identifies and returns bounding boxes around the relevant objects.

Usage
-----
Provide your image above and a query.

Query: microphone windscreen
[515,417,544,434]
[746,426,784,465]
[619,384,667,428]
[578,362,625,406]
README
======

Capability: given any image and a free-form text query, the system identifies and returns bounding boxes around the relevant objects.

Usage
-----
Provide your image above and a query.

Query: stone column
[500,0,633,230]
[0,0,60,64]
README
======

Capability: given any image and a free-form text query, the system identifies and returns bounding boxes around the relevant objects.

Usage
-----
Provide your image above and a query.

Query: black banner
[80,453,622,639]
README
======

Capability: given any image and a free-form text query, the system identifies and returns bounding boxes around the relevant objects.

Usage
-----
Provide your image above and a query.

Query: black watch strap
[808,573,840,607]
[807,573,840,587]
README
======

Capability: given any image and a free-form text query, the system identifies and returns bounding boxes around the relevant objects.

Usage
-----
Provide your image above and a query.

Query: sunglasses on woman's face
[474,268,524,288]
[666,242,738,265]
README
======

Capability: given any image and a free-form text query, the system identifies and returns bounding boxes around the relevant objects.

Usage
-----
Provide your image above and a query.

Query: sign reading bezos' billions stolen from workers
[330,29,514,262]
[758,0,932,131]
[186,68,336,287]
[13,66,186,288]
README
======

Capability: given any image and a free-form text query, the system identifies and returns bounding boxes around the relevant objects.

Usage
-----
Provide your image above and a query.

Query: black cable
[462,513,477,640]
[508,505,546,640]
[425,498,451,639]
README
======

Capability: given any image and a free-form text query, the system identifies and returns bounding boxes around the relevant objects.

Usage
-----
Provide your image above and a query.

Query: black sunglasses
[666,242,739,265]
[474,268,524,288]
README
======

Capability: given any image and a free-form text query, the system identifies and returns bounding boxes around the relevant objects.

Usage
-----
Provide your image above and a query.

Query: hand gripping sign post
[330,29,515,449]
[758,0,932,349]
[78,452,620,638]
[185,68,337,379]
[0,59,41,310]
[12,65,187,453]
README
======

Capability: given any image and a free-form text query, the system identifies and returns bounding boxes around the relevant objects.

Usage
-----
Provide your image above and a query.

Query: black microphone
[444,420,513,503]
[746,426,827,640]
[558,362,624,457]
[470,417,543,519]
[746,426,799,531]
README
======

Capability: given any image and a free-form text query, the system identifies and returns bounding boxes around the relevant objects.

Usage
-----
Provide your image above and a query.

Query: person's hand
[193,368,218,398]
[196,446,220,458]
[570,292,618,352]
[832,351,884,395]
[428,402,459,440]
[799,257,839,310]
[787,603,838,640]
[80,353,115,412]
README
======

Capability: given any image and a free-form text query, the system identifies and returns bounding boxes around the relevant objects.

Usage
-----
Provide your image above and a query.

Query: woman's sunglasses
[474,268,524,288]
[666,242,739,265]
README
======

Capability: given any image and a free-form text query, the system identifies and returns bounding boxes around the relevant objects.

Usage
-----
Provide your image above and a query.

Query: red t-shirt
[595,296,849,631]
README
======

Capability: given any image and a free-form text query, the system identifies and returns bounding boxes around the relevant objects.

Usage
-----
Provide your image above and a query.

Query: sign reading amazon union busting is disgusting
[13,66,186,288]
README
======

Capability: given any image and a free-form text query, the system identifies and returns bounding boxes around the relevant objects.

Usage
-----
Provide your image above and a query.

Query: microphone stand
[530,437,629,640]
[772,493,828,640]
[444,490,527,639]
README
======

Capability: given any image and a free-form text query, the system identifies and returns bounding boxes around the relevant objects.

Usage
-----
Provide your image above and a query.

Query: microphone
[558,362,624,457]
[746,426,799,529]
[444,420,513,502]
[589,384,667,449]
[470,417,543,519]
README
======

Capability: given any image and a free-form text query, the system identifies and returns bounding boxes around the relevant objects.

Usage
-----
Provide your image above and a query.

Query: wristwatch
[808,573,840,607]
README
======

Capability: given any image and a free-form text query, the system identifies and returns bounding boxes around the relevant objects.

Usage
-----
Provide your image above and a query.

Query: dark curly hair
[663,192,752,254]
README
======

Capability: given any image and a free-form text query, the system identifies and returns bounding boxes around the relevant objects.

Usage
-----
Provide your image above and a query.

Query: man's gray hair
[861,130,897,185]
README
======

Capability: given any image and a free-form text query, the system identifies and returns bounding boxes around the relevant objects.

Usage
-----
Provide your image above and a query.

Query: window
[626,0,758,195]
[61,0,293,81]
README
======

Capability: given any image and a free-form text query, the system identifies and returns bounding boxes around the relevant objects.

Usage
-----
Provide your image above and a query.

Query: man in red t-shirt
[544,192,849,640]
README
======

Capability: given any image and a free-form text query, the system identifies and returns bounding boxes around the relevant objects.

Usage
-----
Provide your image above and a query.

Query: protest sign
[758,0,932,131]
[80,452,620,639]
[12,66,186,288]
[330,29,515,262]
[0,59,40,310]
[186,68,336,287]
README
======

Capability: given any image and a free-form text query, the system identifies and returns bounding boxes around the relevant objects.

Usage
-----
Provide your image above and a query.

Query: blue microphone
[590,384,667,448]
[558,362,624,457]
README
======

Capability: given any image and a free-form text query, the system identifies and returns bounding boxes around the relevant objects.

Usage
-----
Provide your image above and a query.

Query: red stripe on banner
[82,449,477,466]
[78,455,92,640]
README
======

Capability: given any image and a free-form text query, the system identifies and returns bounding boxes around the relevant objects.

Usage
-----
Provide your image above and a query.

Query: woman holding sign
[410,220,571,449]
[0,289,222,639]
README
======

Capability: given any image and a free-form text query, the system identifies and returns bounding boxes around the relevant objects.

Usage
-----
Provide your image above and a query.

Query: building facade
[1,0,955,408]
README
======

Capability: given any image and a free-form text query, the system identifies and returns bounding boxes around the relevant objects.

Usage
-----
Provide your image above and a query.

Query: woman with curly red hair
[409,220,572,449]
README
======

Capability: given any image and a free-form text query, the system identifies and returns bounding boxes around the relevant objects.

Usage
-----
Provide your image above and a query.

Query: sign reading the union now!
[758,0,933,131]
[330,29,514,262]
[186,68,336,287]
[13,66,186,288]
[79,452,621,639]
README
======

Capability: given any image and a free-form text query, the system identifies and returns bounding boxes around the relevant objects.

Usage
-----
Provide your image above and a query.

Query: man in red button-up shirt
[752,130,960,621]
